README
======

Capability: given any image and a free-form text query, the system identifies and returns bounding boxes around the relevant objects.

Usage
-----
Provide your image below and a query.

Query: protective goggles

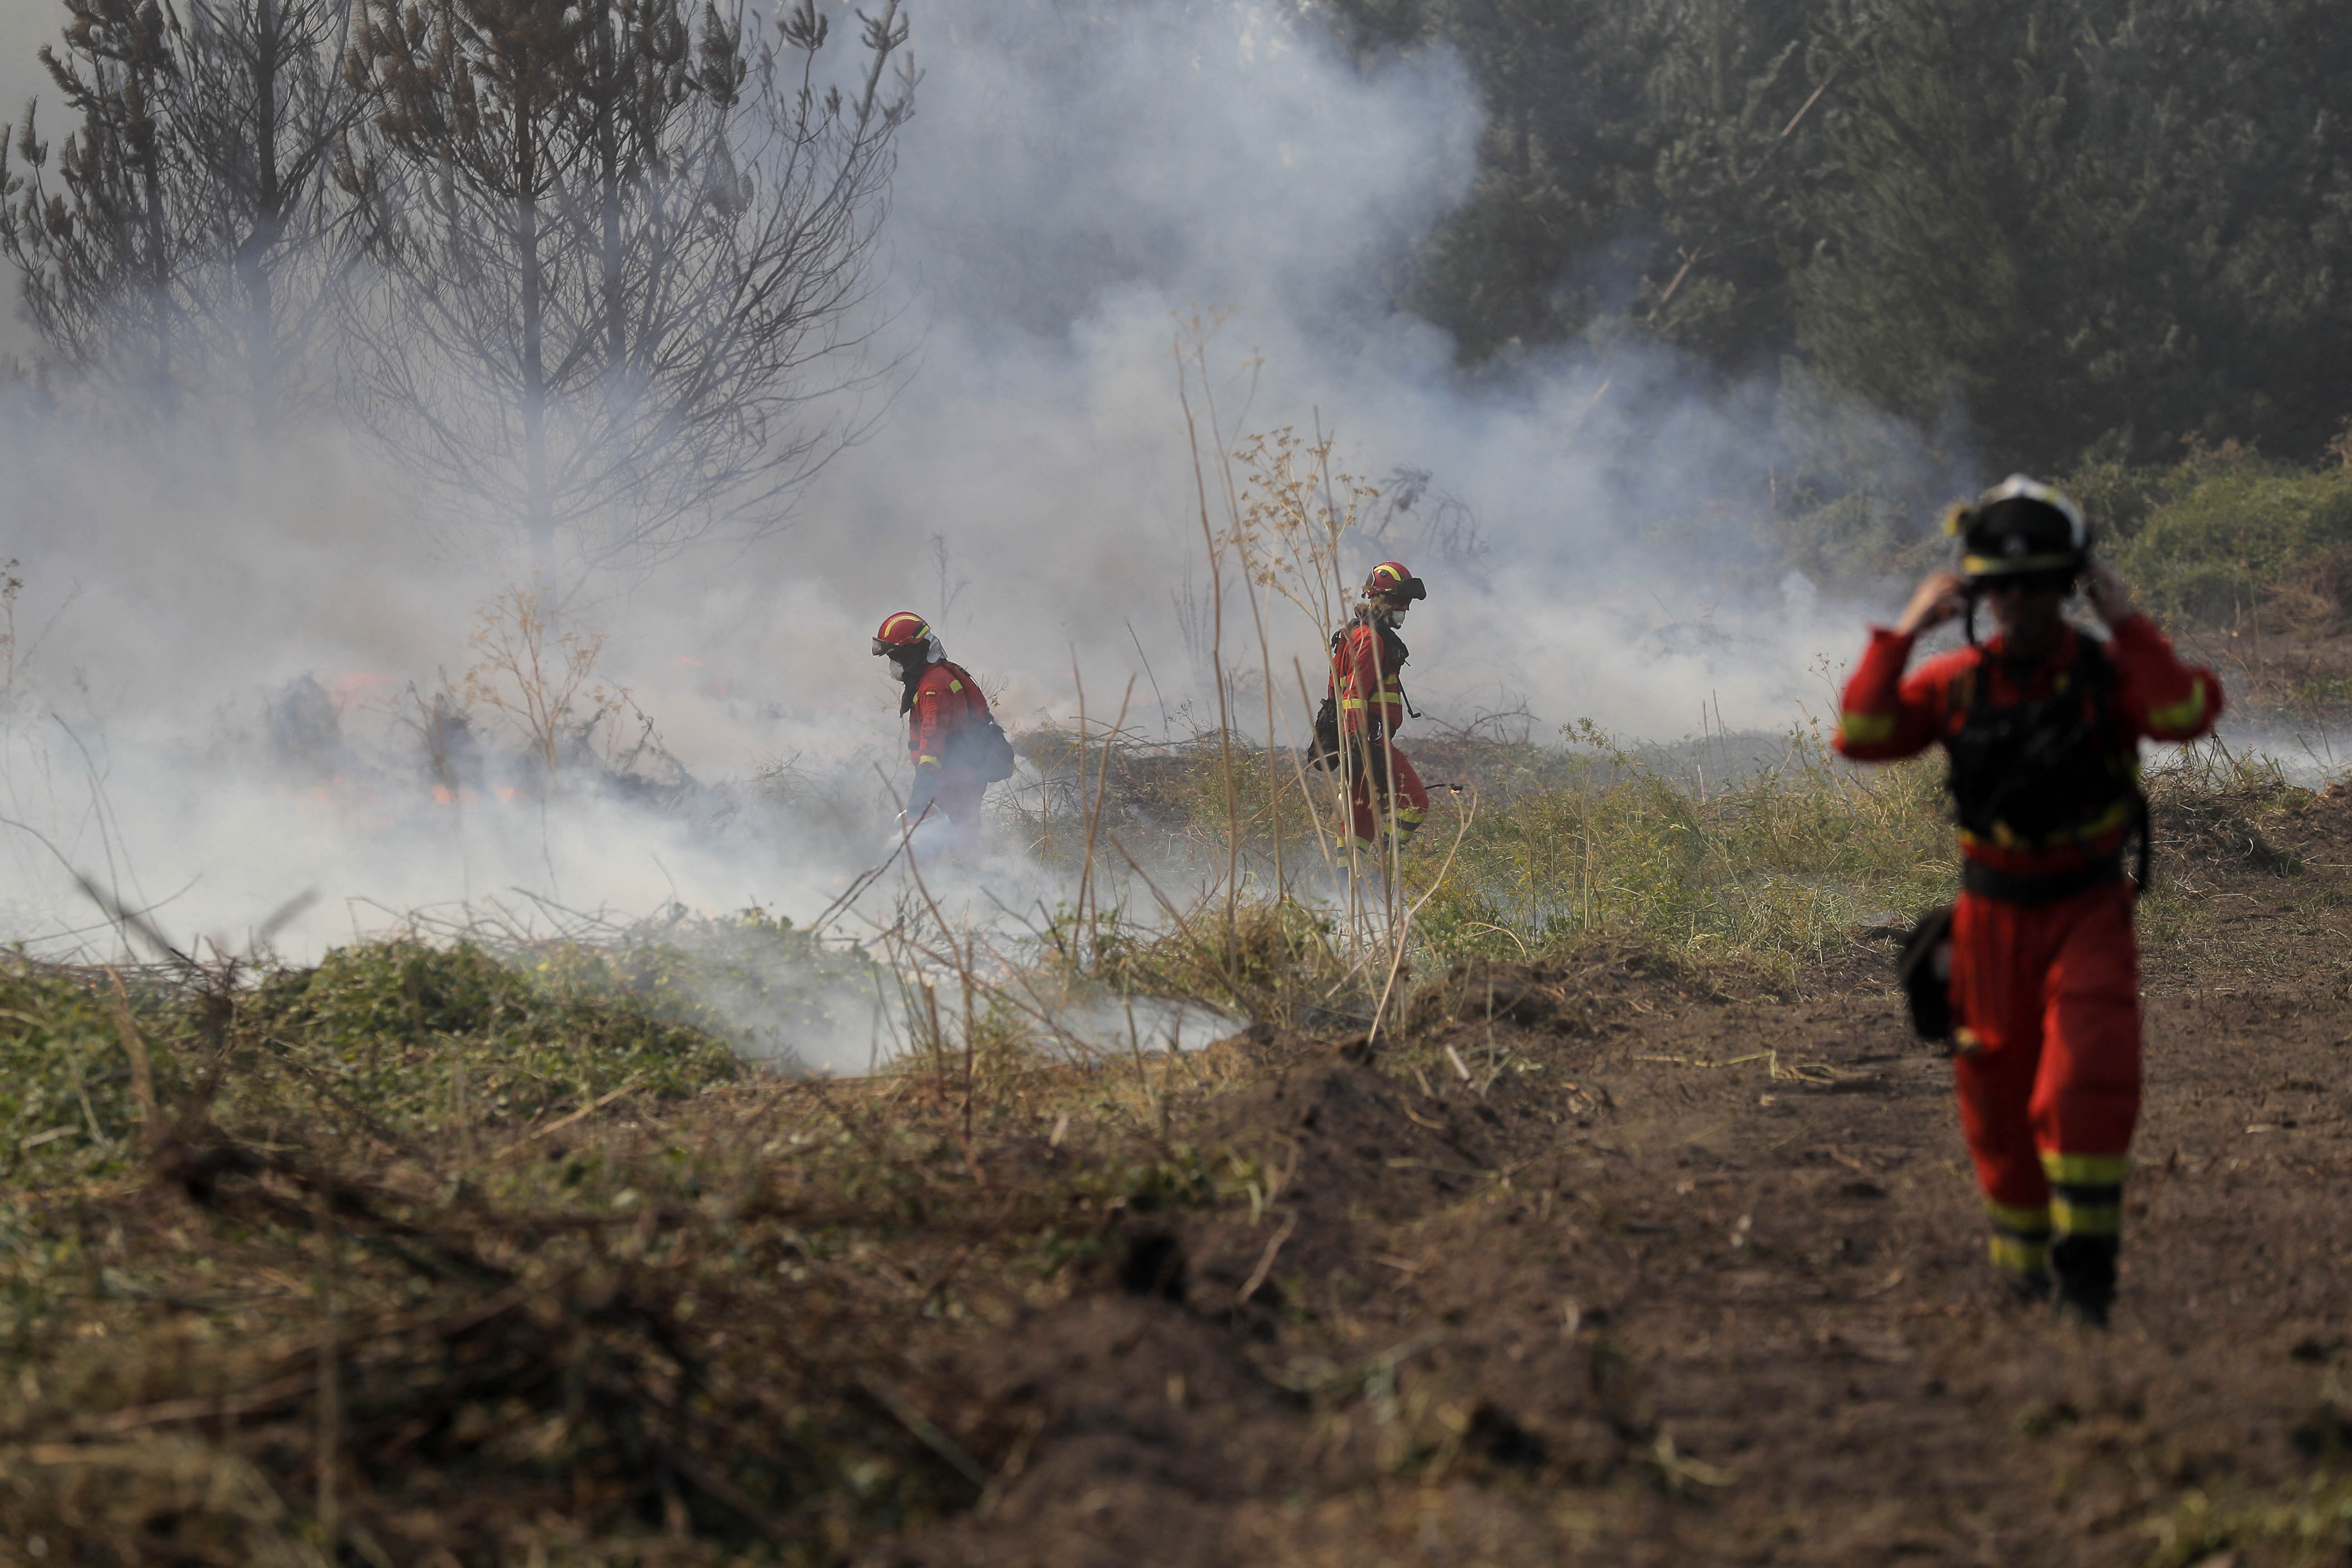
[874,635,925,657]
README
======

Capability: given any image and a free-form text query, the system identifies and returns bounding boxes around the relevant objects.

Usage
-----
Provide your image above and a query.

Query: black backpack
[934,662,1018,784]
[1896,905,1956,1043]
[959,707,1018,784]
[1308,697,1343,772]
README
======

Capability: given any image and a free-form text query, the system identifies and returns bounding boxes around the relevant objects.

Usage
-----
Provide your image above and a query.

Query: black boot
[2050,1233,2117,1327]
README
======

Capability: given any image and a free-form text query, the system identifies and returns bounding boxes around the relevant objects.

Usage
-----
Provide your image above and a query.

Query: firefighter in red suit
[1333,561,1431,855]
[1833,477,2222,1325]
[874,611,992,845]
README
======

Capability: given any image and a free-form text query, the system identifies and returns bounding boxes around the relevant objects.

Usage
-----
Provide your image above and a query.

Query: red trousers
[1342,739,1428,851]
[1949,878,2139,1275]
[929,766,988,825]
[909,766,989,855]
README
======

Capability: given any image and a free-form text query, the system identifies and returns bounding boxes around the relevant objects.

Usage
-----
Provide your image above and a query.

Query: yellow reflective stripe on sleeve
[915,756,941,769]
[2049,1195,2123,1236]
[2040,1151,2129,1185]
[1394,806,1427,824]
[1985,1200,2052,1236]
[1839,711,1896,745]
[1338,698,1368,709]
[2145,676,2210,733]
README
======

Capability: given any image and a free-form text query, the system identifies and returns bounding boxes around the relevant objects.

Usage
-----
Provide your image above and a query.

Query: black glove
[905,769,937,822]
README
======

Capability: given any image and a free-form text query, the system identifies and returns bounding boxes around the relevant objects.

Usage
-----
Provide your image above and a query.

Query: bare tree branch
[340,0,917,583]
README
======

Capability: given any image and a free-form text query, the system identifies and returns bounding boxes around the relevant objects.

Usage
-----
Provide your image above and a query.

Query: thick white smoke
[777,0,1915,741]
[0,0,1948,1063]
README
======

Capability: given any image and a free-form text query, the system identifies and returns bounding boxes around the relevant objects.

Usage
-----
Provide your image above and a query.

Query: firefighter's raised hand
[2082,559,2138,628]
[1896,570,1970,636]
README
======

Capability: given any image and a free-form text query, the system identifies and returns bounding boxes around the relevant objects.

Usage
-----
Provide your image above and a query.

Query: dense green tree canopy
[1317,0,2352,472]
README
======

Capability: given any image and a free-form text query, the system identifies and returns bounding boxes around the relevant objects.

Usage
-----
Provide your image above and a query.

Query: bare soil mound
[875,879,2352,1565]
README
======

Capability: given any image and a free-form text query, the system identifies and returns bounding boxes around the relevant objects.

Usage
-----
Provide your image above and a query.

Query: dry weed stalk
[1226,424,1378,644]
[461,578,626,780]
[0,556,22,703]
[1164,329,1489,1026]
[1174,312,1253,963]
[1068,663,1137,963]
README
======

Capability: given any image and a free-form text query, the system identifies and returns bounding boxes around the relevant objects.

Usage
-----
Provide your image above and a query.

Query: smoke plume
[0,0,1951,1064]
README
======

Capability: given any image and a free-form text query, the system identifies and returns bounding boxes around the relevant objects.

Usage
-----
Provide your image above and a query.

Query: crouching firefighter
[873,611,1016,854]
[1327,561,1431,858]
[1832,476,2223,1325]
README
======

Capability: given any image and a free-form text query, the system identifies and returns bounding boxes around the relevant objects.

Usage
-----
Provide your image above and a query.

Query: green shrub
[0,963,169,1183]
[2101,453,2352,624]
[232,938,741,1135]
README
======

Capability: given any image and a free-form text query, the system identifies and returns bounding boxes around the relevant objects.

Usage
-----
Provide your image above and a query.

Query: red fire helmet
[873,611,931,656]
[1363,561,1427,603]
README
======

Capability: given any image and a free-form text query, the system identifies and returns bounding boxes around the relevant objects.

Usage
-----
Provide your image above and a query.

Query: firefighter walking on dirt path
[1332,561,1432,856]
[1833,476,2224,1326]
[874,611,1011,855]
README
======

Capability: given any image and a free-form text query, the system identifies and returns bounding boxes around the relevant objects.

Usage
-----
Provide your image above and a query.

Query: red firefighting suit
[1332,618,1429,852]
[905,659,992,835]
[1834,615,2221,1294]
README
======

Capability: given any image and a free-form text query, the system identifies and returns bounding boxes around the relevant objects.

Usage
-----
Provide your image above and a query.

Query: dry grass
[0,933,1292,1565]
[0,724,2327,1563]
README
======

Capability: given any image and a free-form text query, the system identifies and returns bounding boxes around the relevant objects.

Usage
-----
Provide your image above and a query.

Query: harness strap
[2129,791,2152,892]
[1961,853,2124,906]
[1950,633,2149,859]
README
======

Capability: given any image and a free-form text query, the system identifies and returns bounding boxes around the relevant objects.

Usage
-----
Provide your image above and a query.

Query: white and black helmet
[1946,475,2089,581]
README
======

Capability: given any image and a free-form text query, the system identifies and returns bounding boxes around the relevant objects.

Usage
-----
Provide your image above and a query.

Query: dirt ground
[864,794,2352,1568]
[2174,616,2352,769]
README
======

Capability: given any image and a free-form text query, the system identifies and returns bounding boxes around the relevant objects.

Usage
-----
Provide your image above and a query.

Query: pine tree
[1791,0,2352,468]
[0,0,361,421]
[168,0,366,423]
[1322,0,1829,364]
[1,0,181,398]
[342,0,916,578]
